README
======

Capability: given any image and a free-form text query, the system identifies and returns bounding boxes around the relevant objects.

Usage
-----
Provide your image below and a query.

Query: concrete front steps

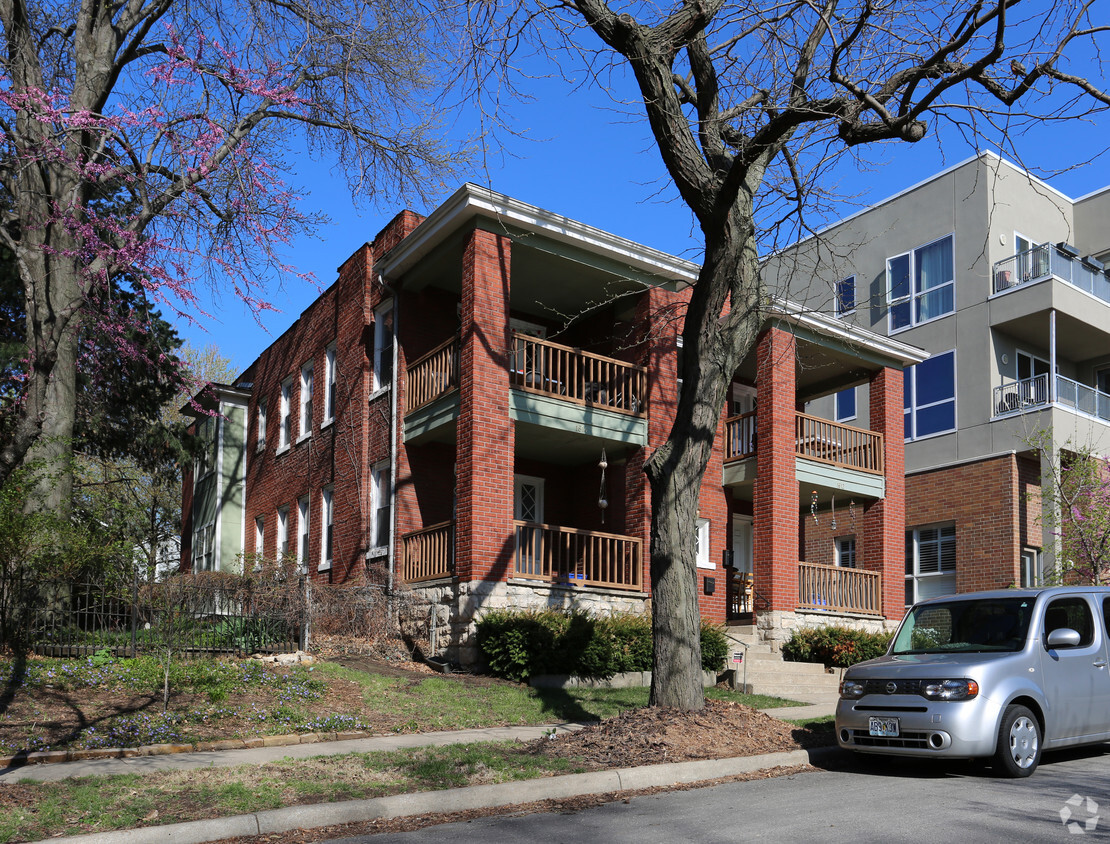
[724,625,842,704]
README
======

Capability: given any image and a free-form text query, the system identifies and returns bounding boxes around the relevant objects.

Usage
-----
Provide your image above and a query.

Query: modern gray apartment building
[767,151,1110,605]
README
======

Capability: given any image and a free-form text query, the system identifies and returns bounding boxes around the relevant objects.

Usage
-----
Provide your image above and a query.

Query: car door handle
[1094,661,1108,669]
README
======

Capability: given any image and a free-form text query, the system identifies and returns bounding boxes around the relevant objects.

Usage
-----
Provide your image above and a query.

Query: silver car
[835,586,1110,777]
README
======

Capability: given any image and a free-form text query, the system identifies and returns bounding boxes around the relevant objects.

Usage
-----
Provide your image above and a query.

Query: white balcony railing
[993,245,1110,304]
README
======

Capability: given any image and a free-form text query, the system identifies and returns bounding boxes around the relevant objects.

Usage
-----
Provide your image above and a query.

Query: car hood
[844,650,1024,677]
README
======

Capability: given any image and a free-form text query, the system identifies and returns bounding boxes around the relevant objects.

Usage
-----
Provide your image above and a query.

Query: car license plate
[869,717,900,737]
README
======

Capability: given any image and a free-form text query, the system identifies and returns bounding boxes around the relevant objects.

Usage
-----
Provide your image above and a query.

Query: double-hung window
[695,518,712,569]
[888,235,954,331]
[299,363,313,438]
[279,378,292,449]
[835,276,856,317]
[277,507,289,561]
[835,536,857,568]
[297,495,310,571]
[320,486,334,571]
[373,302,394,392]
[324,342,337,423]
[256,399,267,452]
[904,350,956,440]
[370,461,391,550]
[906,524,956,605]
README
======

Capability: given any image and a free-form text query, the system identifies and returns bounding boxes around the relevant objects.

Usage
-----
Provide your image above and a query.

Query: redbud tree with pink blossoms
[0,0,478,511]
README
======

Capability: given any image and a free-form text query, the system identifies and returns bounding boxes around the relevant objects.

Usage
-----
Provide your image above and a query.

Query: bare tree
[476,0,1110,708]
[0,0,477,510]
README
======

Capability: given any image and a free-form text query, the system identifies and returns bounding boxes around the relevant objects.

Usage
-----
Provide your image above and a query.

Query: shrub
[476,609,729,681]
[782,625,893,668]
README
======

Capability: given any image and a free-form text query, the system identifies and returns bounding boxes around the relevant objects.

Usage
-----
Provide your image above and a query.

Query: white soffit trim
[772,296,929,366]
[376,183,700,286]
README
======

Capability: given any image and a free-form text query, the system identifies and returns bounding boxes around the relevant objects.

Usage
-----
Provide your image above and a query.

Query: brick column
[865,365,905,620]
[455,229,514,583]
[753,326,798,614]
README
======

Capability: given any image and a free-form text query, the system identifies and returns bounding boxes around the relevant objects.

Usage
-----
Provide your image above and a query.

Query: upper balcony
[993,243,1110,304]
[403,333,649,456]
[722,411,886,500]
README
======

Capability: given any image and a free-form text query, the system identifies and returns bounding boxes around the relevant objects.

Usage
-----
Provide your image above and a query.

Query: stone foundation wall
[755,609,898,650]
[412,578,649,667]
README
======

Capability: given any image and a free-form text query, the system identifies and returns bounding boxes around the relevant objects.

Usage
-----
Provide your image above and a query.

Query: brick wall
[906,453,1038,593]
[864,365,905,619]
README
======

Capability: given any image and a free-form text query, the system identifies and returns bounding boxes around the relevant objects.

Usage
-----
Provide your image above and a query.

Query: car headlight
[922,678,979,701]
[840,678,866,699]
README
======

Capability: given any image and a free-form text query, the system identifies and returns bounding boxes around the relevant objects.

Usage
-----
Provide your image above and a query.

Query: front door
[514,475,545,576]
[730,515,753,617]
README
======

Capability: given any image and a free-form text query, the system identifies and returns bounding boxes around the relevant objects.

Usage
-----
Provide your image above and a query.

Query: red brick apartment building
[181,185,926,663]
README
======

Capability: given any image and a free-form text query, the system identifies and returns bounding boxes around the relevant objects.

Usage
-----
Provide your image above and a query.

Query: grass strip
[0,741,586,843]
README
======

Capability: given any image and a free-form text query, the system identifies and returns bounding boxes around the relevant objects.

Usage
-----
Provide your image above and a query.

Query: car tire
[993,704,1041,777]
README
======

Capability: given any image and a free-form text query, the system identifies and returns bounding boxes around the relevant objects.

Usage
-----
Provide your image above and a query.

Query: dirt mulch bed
[535,698,824,767]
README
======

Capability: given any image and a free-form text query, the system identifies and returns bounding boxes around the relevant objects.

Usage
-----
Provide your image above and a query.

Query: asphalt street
[326,746,1110,843]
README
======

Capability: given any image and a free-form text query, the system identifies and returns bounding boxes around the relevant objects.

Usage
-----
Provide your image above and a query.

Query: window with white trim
[299,363,313,438]
[695,518,712,569]
[324,342,337,423]
[192,521,215,572]
[906,524,956,605]
[372,301,394,392]
[320,486,334,571]
[256,398,267,452]
[835,388,856,422]
[279,378,292,449]
[254,516,264,555]
[888,234,954,331]
[370,461,391,550]
[277,506,289,561]
[835,276,856,316]
[297,495,310,571]
[904,350,956,440]
[835,536,857,568]
[195,416,216,479]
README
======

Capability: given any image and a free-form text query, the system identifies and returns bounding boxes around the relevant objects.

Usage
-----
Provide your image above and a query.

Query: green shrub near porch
[781,625,893,668]
[475,609,728,683]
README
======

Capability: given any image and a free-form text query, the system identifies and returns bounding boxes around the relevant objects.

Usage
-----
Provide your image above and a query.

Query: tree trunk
[646,211,765,710]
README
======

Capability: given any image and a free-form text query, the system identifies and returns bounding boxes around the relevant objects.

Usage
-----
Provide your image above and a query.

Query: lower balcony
[513,521,642,591]
[400,521,455,583]
[993,373,1110,422]
[797,562,883,616]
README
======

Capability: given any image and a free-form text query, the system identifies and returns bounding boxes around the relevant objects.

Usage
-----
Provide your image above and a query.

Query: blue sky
[175,62,1110,373]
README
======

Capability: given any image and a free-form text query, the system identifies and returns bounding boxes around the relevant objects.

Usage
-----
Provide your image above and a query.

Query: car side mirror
[1046,627,1082,649]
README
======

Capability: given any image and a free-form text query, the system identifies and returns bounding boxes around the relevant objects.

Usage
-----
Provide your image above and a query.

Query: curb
[33,746,840,844]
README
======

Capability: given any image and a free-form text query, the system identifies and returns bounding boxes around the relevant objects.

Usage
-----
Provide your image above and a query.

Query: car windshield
[891,597,1034,654]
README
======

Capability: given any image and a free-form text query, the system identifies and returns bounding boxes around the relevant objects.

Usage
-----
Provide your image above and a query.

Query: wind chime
[830,495,837,531]
[810,489,819,524]
[598,448,608,525]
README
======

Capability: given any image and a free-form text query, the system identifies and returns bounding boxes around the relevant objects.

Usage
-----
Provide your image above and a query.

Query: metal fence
[0,573,303,658]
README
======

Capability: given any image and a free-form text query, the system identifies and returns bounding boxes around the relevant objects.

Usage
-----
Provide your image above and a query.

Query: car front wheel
[993,704,1041,777]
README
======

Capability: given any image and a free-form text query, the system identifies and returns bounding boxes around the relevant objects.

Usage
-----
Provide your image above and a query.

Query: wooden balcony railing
[513,521,642,590]
[405,337,459,414]
[724,411,757,461]
[795,413,883,473]
[511,333,646,416]
[797,562,882,615]
[400,521,454,583]
[724,411,884,474]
